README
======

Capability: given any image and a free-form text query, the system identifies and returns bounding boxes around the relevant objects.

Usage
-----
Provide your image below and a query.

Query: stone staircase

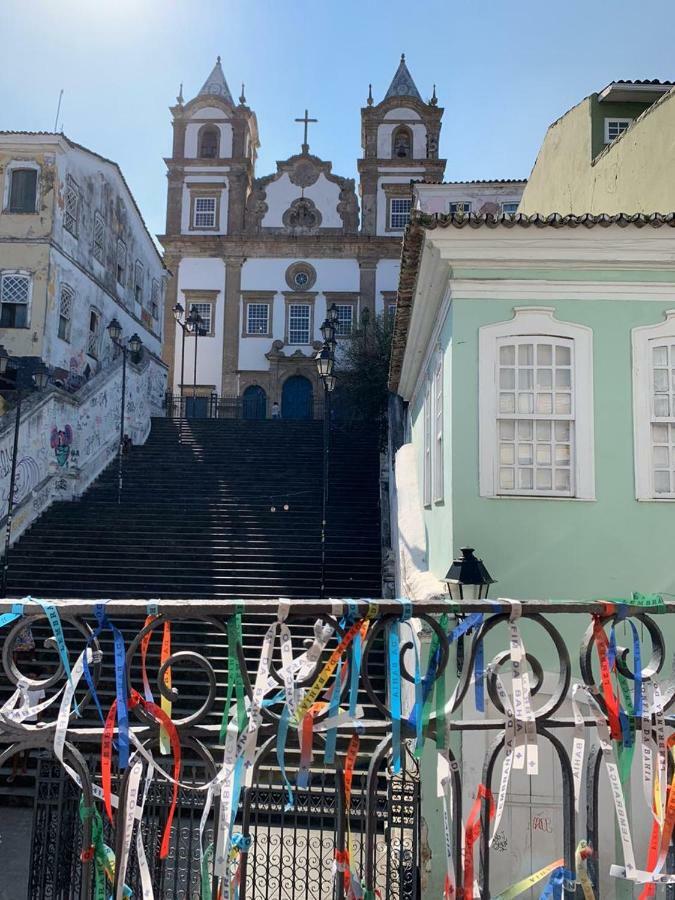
[1,417,385,792]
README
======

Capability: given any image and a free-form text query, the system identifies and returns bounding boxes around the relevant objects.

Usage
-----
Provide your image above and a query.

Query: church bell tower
[358,54,445,236]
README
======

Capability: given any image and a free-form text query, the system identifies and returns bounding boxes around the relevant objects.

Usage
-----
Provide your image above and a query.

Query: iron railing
[0,597,673,898]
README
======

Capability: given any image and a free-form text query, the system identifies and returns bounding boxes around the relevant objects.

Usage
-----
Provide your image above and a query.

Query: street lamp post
[444,547,495,675]
[172,303,191,417]
[315,305,339,598]
[190,309,204,403]
[107,319,143,505]
[0,347,50,595]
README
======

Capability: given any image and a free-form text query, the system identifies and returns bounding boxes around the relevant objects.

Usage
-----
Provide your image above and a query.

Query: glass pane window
[58,284,73,341]
[0,273,30,328]
[9,169,37,213]
[189,302,212,335]
[650,343,675,494]
[87,309,100,357]
[433,359,444,501]
[423,384,432,506]
[93,214,105,263]
[134,261,144,304]
[389,198,411,230]
[288,304,310,344]
[64,178,79,236]
[501,202,519,215]
[194,197,216,228]
[247,303,269,335]
[449,201,472,214]
[605,118,632,143]
[497,337,574,496]
[117,240,127,284]
[335,305,353,336]
[151,279,160,319]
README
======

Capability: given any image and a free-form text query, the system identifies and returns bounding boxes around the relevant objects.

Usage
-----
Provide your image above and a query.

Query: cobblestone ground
[0,806,31,900]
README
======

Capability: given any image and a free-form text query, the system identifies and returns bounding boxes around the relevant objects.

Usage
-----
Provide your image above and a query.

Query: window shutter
[9,170,37,213]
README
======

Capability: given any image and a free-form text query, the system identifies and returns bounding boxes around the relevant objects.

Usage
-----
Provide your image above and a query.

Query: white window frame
[604,118,633,144]
[189,301,214,336]
[193,196,217,229]
[3,160,40,213]
[58,283,74,342]
[501,202,519,215]
[64,176,80,237]
[151,278,160,319]
[479,307,595,500]
[288,303,311,345]
[134,260,144,305]
[335,304,354,336]
[87,307,101,359]
[423,381,432,507]
[389,197,411,230]
[433,356,444,502]
[246,302,269,336]
[632,309,675,500]
[0,270,32,329]
[116,239,127,285]
[93,212,105,263]
[449,201,472,214]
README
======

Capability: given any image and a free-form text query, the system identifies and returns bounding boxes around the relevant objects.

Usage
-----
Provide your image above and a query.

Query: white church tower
[160,55,445,419]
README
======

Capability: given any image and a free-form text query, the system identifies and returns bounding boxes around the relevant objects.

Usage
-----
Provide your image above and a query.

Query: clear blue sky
[1,0,674,240]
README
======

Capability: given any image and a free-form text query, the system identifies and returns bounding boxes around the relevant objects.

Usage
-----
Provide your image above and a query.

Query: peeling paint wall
[0,135,165,382]
[0,352,166,548]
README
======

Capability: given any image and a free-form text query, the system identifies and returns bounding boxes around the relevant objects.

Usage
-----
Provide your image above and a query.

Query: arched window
[198,126,219,159]
[392,126,412,160]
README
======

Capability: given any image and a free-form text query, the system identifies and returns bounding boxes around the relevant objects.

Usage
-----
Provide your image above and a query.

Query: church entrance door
[242,385,267,420]
[185,396,209,418]
[281,375,313,420]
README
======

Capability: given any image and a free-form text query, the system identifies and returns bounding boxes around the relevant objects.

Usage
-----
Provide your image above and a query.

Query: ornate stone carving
[337,179,359,233]
[290,159,320,188]
[282,197,322,232]
[285,261,317,291]
[245,186,268,233]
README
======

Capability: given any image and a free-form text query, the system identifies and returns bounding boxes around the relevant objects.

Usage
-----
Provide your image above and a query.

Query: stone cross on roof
[294,109,318,155]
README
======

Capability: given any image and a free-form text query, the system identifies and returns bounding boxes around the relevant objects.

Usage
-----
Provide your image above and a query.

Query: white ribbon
[116,757,142,900]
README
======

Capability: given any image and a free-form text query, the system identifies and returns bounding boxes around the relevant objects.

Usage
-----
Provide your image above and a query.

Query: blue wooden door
[242,385,267,419]
[281,375,313,420]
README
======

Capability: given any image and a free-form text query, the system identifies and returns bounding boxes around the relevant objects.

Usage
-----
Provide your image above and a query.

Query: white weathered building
[414,178,526,216]
[0,132,167,389]
[160,56,446,418]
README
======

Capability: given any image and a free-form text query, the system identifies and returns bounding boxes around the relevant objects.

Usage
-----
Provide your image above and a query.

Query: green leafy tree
[335,310,393,430]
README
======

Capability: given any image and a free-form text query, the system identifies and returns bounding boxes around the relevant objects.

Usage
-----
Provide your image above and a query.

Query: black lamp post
[172,302,189,417]
[0,347,50,595]
[187,308,205,407]
[107,318,143,505]
[444,547,495,675]
[315,331,338,599]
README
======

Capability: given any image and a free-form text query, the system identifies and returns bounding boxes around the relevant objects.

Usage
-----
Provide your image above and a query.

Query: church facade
[159,56,445,419]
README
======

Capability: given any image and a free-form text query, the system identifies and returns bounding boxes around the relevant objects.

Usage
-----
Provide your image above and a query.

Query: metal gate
[28,751,421,900]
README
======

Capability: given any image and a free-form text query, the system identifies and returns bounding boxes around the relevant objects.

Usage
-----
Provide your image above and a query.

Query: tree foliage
[335,311,393,427]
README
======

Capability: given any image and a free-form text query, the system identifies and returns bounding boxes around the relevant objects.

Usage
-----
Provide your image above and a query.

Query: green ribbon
[201,841,214,900]
[418,611,448,754]
[220,608,247,742]
[78,798,134,899]
[631,591,665,612]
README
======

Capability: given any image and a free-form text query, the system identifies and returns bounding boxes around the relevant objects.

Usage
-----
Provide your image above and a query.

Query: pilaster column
[359,169,378,235]
[161,252,180,393]
[227,167,248,235]
[165,169,183,235]
[359,259,377,319]
[222,257,244,397]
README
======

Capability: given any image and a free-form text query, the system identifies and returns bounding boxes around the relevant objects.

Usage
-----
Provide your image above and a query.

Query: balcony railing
[0,597,673,899]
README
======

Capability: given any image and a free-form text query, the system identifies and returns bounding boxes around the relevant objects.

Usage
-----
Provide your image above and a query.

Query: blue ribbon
[83,603,129,769]
[276,706,295,810]
[0,602,23,629]
[389,620,402,774]
[539,867,574,899]
[608,605,642,745]
[324,655,342,765]
[35,599,80,716]
[349,630,361,718]
[408,612,483,729]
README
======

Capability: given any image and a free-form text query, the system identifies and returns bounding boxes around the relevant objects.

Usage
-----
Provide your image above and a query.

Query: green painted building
[519,79,675,215]
[390,212,675,601]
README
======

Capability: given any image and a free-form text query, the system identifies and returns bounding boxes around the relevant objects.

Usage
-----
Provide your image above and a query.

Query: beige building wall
[0,242,49,358]
[520,89,675,215]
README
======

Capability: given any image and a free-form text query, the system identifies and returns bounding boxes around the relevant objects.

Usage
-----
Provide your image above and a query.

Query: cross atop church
[294,109,317,155]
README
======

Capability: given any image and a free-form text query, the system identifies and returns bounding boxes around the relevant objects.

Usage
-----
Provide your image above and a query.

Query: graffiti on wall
[50,425,73,467]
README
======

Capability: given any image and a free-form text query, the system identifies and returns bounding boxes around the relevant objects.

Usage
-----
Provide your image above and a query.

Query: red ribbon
[101,689,181,859]
[592,616,622,741]
[463,784,494,900]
